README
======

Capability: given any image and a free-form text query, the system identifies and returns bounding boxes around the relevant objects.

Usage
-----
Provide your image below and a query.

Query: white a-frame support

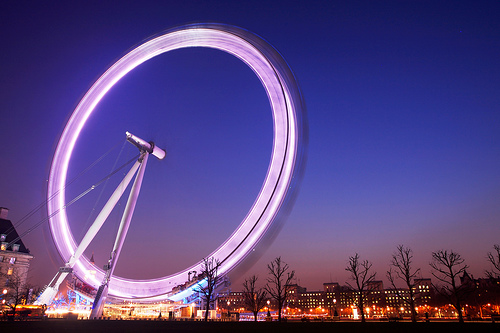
[36,132,165,313]
[89,152,149,318]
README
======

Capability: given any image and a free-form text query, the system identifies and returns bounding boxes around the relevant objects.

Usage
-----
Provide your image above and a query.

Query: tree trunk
[409,289,417,322]
[204,303,209,322]
[410,305,417,323]
[359,294,365,322]
[456,300,464,323]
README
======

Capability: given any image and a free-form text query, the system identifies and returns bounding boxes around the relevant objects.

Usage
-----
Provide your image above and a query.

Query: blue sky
[0,1,499,291]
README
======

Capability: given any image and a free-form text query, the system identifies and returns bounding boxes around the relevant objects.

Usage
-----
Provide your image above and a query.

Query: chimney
[0,207,8,219]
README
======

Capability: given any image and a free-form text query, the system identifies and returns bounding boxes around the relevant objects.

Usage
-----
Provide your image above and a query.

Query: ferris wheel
[36,23,307,316]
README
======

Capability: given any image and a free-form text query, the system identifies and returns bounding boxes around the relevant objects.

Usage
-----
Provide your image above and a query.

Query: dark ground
[0,320,499,333]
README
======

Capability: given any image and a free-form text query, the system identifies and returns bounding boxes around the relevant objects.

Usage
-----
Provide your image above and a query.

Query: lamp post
[1,289,7,305]
[333,299,338,317]
[225,301,230,321]
[266,300,271,321]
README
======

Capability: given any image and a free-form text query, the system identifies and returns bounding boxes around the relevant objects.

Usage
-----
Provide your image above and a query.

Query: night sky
[0,1,499,292]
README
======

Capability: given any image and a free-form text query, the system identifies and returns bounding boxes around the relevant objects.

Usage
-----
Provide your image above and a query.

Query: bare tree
[345,253,376,322]
[387,245,420,322]
[429,249,469,323]
[0,269,29,317]
[265,257,295,322]
[194,257,221,321]
[486,244,500,278]
[242,275,268,321]
[485,245,500,308]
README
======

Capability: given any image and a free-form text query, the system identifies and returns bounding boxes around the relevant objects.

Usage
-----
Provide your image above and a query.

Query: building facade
[0,207,34,305]
[217,277,439,319]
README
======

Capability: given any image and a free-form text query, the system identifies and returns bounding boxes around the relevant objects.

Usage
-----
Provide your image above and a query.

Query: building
[0,207,34,304]
[287,284,306,309]
[217,291,246,312]
[367,280,385,307]
[323,282,339,314]
[291,279,435,318]
[385,288,410,316]
[414,278,432,306]
[297,290,325,312]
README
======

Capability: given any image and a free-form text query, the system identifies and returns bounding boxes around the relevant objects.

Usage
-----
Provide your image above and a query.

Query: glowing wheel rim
[47,23,306,301]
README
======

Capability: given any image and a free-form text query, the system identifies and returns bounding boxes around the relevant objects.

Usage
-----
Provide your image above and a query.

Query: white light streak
[47,23,306,301]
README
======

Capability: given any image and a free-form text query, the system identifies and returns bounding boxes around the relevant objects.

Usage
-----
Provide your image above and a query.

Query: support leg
[35,160,141,305]
[90,153,149,318]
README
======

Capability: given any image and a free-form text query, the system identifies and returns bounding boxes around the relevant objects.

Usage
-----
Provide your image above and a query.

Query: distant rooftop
[0,207,30,254]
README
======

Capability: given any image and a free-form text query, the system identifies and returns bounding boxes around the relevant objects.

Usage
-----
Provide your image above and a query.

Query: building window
[0,242,7,251]
[12,244,19,252]
[7,268,13,275]
[9,258,15,264]
[0,234,6,242]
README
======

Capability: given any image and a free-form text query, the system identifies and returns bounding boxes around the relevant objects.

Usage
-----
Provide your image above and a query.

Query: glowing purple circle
[47,23,306,301]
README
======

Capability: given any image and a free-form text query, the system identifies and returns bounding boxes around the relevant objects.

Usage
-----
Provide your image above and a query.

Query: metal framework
[37,133,165,319]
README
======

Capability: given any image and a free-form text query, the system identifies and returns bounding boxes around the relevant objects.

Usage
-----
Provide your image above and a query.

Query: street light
[333,299,338,317]
[266,300,271,320]
[224,301,230,321]
[1,289,6,305]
